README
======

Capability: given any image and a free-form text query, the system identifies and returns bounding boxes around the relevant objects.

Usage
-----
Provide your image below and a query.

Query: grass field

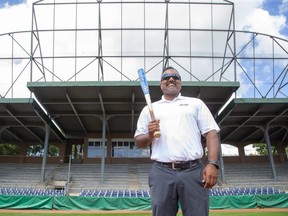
[0,210,288,216]
[0,213,287,216]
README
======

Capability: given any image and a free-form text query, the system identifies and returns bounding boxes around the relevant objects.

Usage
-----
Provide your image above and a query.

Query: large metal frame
[28,0,237,83]
[0,0,287,98]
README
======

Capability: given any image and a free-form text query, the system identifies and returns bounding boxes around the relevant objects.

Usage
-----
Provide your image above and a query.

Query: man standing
[134,66,220,216]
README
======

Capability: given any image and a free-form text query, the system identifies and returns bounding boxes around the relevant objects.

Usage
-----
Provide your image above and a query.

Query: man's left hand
[202,164,218,188]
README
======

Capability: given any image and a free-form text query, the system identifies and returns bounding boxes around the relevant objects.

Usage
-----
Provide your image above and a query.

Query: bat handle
[149,109,161,138]
[153,131,161,138]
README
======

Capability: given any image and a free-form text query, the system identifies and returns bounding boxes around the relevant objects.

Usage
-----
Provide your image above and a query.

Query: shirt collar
[160,93,183,103]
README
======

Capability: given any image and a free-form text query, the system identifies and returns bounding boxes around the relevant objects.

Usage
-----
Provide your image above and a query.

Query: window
[111,139,150,158]
[87,139,107,158]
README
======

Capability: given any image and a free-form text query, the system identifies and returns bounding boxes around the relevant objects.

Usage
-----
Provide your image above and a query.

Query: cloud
[243,8,286,37]
[0,0,31,34]
[0,0,26,8]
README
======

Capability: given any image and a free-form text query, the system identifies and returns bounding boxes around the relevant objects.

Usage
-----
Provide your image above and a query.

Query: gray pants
[148,161,209,216]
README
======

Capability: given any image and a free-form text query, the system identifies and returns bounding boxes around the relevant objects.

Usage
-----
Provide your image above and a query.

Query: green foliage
[49,145,59,156]
[252,143,277,155]
[0,144,19,155]
[0,143,59,157]
[26,144,43,156]
[26,144,59,157]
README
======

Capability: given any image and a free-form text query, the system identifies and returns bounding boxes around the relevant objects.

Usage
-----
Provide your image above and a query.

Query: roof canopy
[1,82,287,148]
[26,81,239,142]
[0,98,65,144]
[217,98,288,145]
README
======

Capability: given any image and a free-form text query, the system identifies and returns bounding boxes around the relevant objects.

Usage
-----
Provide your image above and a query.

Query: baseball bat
[138,68,161,138]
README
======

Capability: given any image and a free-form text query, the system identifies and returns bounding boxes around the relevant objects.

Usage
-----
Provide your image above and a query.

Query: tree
[0,144,20,155]
[252,143,277,155]
[26,144,59,157]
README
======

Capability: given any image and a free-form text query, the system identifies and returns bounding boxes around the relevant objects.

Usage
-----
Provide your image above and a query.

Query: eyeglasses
[161,73,181,81]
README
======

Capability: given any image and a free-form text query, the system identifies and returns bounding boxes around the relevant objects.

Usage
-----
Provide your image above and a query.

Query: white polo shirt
[134,93,220,162]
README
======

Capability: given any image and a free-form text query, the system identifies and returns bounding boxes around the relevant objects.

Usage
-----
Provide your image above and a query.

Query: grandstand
[0,0,287,210]
[0,162,287,195]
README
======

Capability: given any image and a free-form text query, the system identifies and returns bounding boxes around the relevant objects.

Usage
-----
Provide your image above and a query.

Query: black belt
[154,159,200,170]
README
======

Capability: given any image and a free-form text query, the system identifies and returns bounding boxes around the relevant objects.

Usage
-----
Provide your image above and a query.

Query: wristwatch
[207,160,220,169]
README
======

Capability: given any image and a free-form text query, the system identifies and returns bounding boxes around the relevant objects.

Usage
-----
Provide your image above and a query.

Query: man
[134,66,220,216]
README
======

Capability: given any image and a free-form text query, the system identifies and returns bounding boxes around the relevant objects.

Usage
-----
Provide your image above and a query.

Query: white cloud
[0,0,31,34]
[243,8,286,37]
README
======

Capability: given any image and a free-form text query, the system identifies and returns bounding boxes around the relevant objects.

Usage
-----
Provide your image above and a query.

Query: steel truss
[0,0,287,99]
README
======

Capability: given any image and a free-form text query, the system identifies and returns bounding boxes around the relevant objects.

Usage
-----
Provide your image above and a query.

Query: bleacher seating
[0,187,65,196]
[78,187,285,197]
[79,189,150,197]
[0,162,287,197]
[0,186,284,197]
[209,187,285,196]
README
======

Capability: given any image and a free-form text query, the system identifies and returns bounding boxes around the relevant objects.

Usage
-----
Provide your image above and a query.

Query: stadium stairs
[220,162,288,190]
[0,163,56,188]
[0,162,287,196]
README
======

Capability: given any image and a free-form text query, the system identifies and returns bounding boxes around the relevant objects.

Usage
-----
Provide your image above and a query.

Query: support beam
[0,126,24,143]
[99,92,110,133]
[99,92,107,184]
[40,122,50,183]
[31,101,65,143]
[131,92,135,135]
[5,106,43,143]
[0,127,5,143]
[162,1,170,68]
[263,124,277,180]
[218,137,225,183]
[223,107,261,141]
[66,92,87,134]
[100,116,106,184]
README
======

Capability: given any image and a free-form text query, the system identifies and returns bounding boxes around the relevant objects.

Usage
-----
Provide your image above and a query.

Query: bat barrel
[138,68,161,138]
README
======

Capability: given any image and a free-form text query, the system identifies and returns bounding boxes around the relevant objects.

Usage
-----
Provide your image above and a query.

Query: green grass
[210,213,287,216]
[0,212,288,216]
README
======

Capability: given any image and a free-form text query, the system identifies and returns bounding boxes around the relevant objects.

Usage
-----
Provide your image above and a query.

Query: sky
[263,0,288,35]
[0,0,288,154]
[0,0,25,7]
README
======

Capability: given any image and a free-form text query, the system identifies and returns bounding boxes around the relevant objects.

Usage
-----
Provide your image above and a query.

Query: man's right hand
[148,119,160,138]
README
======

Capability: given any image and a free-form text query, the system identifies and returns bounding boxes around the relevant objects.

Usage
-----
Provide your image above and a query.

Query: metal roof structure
[216,98,288,180]
[26,81,239,142]
[217,98,288,146]
[0,98,65,145]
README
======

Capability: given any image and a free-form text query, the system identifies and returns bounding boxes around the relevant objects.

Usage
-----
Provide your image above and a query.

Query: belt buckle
[171,162,181,170]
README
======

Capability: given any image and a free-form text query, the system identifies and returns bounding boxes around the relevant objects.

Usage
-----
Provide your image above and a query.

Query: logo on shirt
[179,103,189,106]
